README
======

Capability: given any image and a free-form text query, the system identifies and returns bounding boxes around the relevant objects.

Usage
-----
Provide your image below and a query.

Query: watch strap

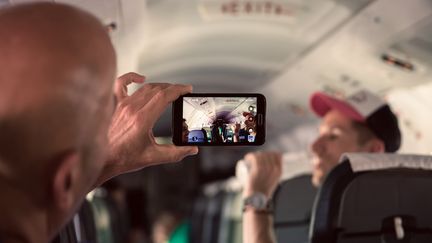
[243,193,274,214]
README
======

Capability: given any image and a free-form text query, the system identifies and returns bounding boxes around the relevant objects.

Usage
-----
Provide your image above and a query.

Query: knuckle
[122,104,134,115]
[154,89,167,101]
[244,153,256,162]
[115,76,124,83]
[172,153,184,162]
[141,83,152,90]
[123,72,135,78]
[117,75,129,83]
[152,85,163,93]
[118,101,128,110]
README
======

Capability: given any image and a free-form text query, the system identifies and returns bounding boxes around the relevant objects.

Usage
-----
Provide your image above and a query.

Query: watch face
[246,192,268,209]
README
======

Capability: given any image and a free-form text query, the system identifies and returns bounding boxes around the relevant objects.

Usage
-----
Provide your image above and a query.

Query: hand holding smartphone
[172,93,266,146]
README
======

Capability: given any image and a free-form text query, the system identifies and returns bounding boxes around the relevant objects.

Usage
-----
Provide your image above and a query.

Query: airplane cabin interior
[2,0,432,242]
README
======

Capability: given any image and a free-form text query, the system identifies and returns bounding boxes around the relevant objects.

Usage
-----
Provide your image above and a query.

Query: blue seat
[273,174,317,243]
[188,130,207,143]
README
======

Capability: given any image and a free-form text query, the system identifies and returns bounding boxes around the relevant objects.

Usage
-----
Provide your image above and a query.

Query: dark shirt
[237,129,249,142]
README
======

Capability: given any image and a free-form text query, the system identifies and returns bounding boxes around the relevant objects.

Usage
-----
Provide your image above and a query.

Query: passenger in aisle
[242,90,401,243]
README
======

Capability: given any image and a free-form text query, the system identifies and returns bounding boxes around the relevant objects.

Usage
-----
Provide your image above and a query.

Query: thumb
[152,145,199,164]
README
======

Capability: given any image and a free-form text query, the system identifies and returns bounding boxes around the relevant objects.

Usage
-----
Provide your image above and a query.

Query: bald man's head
[0,2,116,196]
[0,3,119,240]
[0,2,116,89]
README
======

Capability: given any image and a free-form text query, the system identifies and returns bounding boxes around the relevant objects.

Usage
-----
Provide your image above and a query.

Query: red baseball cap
[310,90,401,152]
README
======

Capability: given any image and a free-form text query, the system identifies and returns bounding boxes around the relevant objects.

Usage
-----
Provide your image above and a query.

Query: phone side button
[257,114,263,125]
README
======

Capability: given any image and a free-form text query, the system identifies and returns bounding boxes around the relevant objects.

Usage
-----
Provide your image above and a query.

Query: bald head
[0,3,116,183]
[0,3,116,102]
[0,4,119,240]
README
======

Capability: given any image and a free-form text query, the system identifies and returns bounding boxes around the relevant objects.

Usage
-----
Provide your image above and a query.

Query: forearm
[243,211,276,243]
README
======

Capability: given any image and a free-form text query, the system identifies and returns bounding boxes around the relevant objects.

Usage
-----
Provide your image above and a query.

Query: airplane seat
[190,190,225,243]
[273,174,317,243]
[51,199,96,243]
[188,129,207,143]
[309,153,432,243]
[88,188,125,243]
[51,220,78,243]
[190,195,208,243]
[75,199,98,243]
[190,178,243,243]
[201,190,225,243]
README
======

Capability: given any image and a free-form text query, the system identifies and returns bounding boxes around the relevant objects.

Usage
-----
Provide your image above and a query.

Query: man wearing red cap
[242,90,401,243]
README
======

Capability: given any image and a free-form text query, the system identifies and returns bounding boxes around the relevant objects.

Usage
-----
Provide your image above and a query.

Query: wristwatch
[243,192,273,213]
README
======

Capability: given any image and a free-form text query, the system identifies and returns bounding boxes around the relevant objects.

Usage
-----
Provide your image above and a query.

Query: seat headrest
[341,153,432,172]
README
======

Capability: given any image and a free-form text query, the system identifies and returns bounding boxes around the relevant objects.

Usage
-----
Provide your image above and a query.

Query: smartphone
[172,93,266,146]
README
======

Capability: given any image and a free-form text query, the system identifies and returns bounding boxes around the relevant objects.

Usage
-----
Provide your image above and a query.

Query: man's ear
[51,151,81,212]
[367,138,385,153]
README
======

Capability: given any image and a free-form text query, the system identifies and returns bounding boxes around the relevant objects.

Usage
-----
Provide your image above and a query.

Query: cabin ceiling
[3,0,432,154]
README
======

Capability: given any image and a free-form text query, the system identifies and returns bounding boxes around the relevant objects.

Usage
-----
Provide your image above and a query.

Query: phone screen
[173,94,266,146]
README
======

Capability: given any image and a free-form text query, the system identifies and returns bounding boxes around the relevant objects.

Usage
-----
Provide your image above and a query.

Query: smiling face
[310,109,368,186]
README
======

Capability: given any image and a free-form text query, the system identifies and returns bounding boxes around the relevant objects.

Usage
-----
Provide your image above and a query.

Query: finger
[133,83,171,96]
[151,144,199,164]
[265,152,280,165]
[138,84,193,126]
[244,152,259,171]
[273,158,282,174]
[114,72,146,101]
[127,83,172,111]
[269,152,282,178]
[274,152,282,165]
[244,152,257,164]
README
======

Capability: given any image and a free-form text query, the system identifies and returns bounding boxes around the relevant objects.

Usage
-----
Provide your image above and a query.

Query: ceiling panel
[260,0,432,146]
[133,0,373,91]
[55,0,120,24]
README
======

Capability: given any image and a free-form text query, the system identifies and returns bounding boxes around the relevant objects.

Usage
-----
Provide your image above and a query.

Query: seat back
[52,200,96,243]
[273,174,317,243]
[310,153,432,243]
[188,129,207,143]
[51,221,78,243]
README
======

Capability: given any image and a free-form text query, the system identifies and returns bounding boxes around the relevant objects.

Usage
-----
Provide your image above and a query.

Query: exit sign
[198,0,299,21]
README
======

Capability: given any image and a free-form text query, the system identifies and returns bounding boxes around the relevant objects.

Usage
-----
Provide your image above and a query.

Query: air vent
[381,53,415,72]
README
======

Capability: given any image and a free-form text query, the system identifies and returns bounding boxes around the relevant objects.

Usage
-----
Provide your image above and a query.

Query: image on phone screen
[173,94,265,146]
